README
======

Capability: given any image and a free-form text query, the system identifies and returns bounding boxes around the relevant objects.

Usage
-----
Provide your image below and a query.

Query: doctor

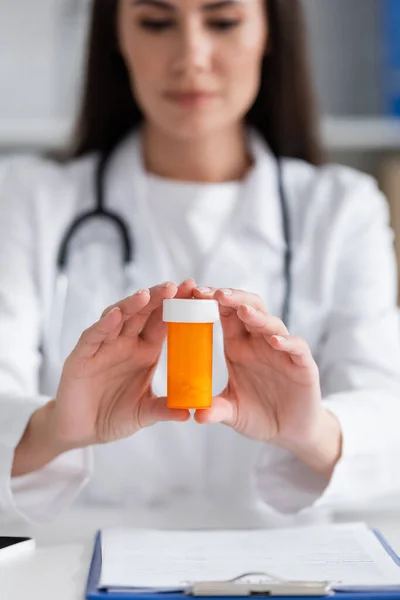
[1,0,400,524]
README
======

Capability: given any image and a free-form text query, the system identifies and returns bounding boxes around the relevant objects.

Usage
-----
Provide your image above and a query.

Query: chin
[160,116,234,142]
[148,104,237,142]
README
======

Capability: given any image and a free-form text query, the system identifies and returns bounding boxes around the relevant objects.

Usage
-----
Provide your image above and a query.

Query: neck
[142,123,251,183]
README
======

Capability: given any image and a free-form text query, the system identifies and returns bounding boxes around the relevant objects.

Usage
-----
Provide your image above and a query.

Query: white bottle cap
[163,299,220,323]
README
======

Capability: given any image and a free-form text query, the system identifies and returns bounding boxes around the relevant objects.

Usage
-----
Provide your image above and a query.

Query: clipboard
[86,529,400,600]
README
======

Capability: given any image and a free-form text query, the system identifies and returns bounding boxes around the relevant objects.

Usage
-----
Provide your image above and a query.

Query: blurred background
[1,0,400,286]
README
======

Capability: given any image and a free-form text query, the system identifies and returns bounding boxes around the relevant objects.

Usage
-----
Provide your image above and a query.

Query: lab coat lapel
[200,133,288,504]
[104,130,173,294]
[199,131,286,312]
[103,132,206,498]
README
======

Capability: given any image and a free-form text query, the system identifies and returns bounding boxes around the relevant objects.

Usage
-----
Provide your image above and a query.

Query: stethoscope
[54,148,292,353]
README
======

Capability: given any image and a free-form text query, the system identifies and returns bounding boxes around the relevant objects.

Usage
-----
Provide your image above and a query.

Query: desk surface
[2,507,400,600]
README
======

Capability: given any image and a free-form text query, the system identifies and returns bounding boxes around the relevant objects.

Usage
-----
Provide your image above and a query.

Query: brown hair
[69,0,325,165]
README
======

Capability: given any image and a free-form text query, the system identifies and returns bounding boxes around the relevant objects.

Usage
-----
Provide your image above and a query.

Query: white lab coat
[1,129,400,525]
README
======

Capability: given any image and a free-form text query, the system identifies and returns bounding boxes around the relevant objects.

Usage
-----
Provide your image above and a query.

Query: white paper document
[99,522,400,591]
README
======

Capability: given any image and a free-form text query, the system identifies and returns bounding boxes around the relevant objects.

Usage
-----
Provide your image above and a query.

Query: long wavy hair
[69,0,325,165]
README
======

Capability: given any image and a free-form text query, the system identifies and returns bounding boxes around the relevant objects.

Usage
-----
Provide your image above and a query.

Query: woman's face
[117,0,268,140]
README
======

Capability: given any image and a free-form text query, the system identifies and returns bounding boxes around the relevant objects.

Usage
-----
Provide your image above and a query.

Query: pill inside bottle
[163,299,220,410]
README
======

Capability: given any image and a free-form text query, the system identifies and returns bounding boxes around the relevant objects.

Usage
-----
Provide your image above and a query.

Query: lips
[164,90,217,106]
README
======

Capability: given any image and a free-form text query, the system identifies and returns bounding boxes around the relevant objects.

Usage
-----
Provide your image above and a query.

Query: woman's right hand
[53,280,193,450]
[13,280,195,478]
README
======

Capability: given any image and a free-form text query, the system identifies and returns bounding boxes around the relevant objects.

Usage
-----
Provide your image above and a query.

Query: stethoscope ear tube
[51,151,134,365]
[47,269,69,365]
[56,151,134,271]
[276,157,291,329]
[53,148,292,358]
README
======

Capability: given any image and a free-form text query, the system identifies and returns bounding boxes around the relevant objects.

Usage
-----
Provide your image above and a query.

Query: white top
[1,128,400,526]
[147,173,240,283]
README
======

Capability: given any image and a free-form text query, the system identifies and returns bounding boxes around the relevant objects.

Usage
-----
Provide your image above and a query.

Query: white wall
[0,0,90,122]
[0,0,56,118]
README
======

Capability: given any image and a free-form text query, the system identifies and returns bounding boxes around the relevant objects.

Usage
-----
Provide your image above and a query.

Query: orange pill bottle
[163,299,220,410]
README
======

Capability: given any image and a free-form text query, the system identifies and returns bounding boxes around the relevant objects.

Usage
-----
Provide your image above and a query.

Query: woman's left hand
[192,286,342,477]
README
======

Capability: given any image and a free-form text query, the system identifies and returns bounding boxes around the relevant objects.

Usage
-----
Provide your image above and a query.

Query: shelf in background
[0,118,74,151]
[322,116,400,151]
[0,116,400,152]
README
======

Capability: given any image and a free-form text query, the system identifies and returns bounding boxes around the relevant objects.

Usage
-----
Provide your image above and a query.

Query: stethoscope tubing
[56,148,291,328]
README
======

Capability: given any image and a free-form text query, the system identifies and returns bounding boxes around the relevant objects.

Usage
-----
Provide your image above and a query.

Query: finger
[194,287,266,314]
[141,278,197,344]
[214,288,267,315]
[194,396,236,426]
[101,288,150,320]
[175,278,197,299]
[269,335,313,367]
[121,281,177,337]
[102,299,139,342]
[198,288,268,341]
[138,397,191,428]
[192,286,216,298]
[139,305,166,345]
[237,305,289,338]
[72,307,122,360]
[101,289,150,342]
[194,287,245,339]
[103,317,124,343]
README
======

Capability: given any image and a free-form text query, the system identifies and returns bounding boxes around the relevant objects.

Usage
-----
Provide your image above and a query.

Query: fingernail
[244,304,256,313]
[107,307,120,317]
[197,287,212,294]
[161,281,174,288]
[221,288,233,296]
[274,335,287,343]
[135,288,148,296]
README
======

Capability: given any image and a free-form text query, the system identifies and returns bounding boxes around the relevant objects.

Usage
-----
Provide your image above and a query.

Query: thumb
[140,279,198,345]
[138,397,190,428]
[193,396,236,426]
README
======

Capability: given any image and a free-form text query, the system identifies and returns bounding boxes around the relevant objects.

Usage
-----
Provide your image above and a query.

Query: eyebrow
[131,0,241,11]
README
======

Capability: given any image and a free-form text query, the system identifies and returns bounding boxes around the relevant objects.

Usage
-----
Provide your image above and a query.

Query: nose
[172,20,212,74]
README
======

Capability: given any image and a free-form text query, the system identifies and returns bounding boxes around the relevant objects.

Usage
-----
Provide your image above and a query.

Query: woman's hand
[54,280,193,448]
[193,287,342,477]
[13,280,193,477]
